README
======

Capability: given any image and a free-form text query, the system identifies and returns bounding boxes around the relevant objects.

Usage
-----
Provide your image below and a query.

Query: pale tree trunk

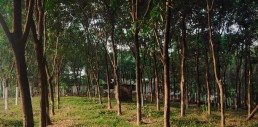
[4,78,8,110]
[205,45,211,115]
[95,73,102,104]
[153,52,160,111]
[247,47,251,115]
[104,43,111,109]
[55,70,60,109]
[163,0,171,126]
[246,105,258,121]
[207,0,225,126]
[16,81,19,106]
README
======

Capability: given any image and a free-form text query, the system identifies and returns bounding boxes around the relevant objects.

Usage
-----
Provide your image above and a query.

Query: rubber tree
[206,0,225,126]
[0,0,35,126]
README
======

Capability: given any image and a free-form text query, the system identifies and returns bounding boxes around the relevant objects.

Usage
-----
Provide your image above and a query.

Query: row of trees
[0,0,257,127]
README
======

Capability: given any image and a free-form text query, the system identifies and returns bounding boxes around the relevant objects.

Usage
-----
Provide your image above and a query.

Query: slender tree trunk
[46,83,51,125]
[180,12,187,117]
[45,63,55,115]
[86,69,91,98]
[235,47,242,110]
[246,105,258,121]
[111,17,121,116]
[33,40,48,127]
[150,78,153,103]
[2,81,4,99]
[134,27,141,125]
[196,39,200,107]
[205,46,211,115]
[15,81,19,106]
[4,78,8,110]
[247,47,251,115]
[96,73,102,104]
[104,44,111,109]
[163,1,171,126]
[153,53,160,111]
[207,1,225,126]
[106,64,111,109]
[55,70,60,109]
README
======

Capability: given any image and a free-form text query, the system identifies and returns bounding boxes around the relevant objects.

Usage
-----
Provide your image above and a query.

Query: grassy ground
[0,96,257,127]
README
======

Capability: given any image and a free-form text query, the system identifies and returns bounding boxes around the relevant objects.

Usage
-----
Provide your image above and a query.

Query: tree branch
[22,0,35,44]
[0,13,12,41]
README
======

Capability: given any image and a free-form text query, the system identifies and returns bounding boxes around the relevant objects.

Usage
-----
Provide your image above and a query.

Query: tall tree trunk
[205,45,211,115]
[196,34,200,107]
[46,82,51,125]
[207,1,225,126]
[134,26,141,125]
[31,2,49,125]
[96,73,102,104]
[55,69,60,109]
[150,78,153,103]
[235,47,242,110]
[45,63,55,115]
[14,48,34,127]
[33,38,48,127]
[163,0,171,126]
[180,12,186,117]
[0,0,35,126]
[153,53,160,111]
[110,16,121,116]
[247,46,251,115]
[86,69,91,98]
[105,50,111,109]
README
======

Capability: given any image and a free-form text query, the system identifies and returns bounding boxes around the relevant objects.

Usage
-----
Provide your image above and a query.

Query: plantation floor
[0,96,257,127]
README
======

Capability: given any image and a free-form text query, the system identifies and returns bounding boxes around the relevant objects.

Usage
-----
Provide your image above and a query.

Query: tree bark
[245,105,258,121]
[15,80,19,105]
[180,12,186,117]
[105,50,111,109]
[150,78,153,103]
[163,0,171,126]
[45,63,55,115]
[207,1,225,126]
[110,15,121,116]
[196,32,200,107]
[247,47,251,115]
[235,47,242,110]
[153,52,160,111]
[4,78,8,110]
[55,68,60,109]
[205,45,211,115]
[31,1,49,125]
[0,0,35,126]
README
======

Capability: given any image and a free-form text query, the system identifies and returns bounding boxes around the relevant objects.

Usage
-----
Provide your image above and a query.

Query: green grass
[0,97,257,127]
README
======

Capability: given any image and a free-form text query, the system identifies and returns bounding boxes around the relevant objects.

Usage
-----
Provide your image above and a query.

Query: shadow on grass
[170,116,208,127]
[0,118,22,127]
